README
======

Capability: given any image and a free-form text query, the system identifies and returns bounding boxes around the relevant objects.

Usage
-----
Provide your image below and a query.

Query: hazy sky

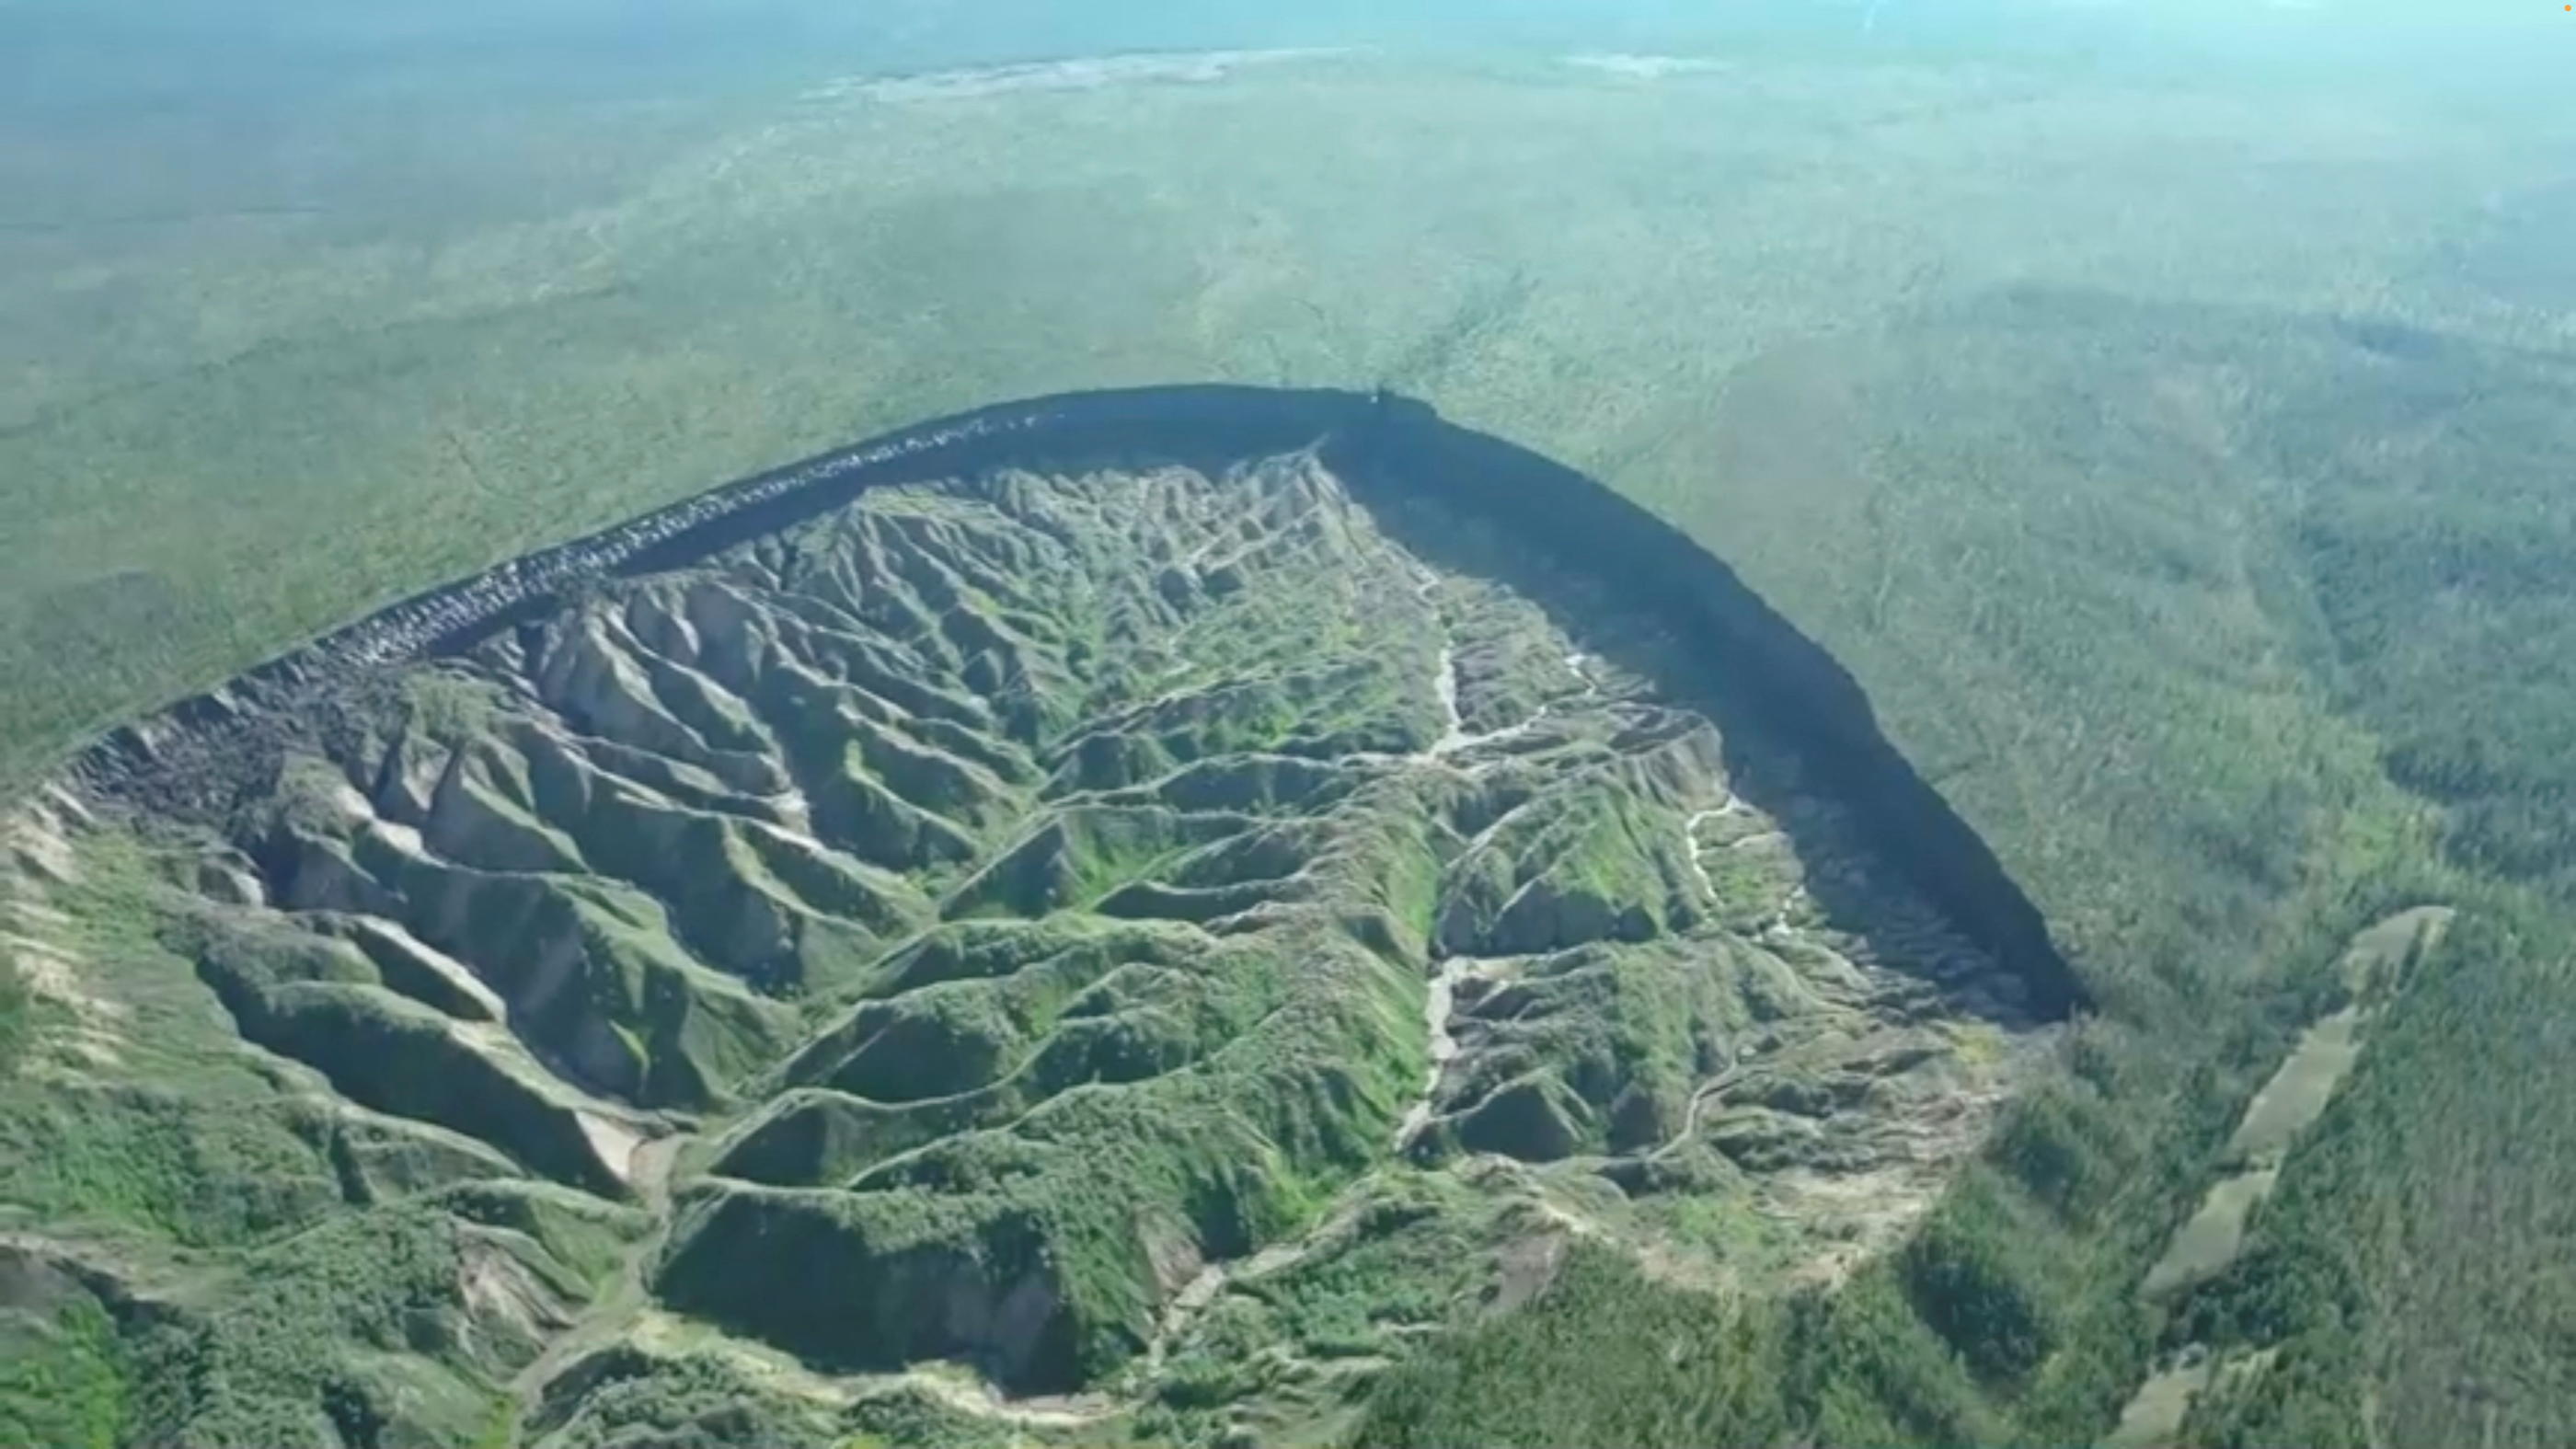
[6,0,2566,110]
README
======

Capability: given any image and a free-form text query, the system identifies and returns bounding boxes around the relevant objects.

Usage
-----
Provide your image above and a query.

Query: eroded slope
[5,433,2064,1445]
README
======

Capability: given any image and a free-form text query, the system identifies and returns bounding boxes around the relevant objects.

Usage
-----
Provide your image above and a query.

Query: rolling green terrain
[7,20,2576,1449]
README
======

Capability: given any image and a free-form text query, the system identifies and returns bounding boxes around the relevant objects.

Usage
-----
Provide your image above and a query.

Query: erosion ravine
[7,387,2083,1445]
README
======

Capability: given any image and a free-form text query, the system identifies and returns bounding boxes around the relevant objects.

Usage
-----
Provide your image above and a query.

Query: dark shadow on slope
[60,383,2081,1017]
[1322,399,2084,1019]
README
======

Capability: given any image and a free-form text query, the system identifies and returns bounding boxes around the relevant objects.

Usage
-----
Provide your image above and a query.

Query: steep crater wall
[65,384,2083,1018]
[13,385,2116,1426]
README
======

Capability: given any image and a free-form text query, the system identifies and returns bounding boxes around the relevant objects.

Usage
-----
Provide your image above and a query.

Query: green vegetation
[0,960,26,1077]
[6,22,2576,1449]
[2290,355,2576,894]
[3,435,2101,1443]
[527,1347,851,1448]
[2179,899,2576,1448]
[0,1290,127,1449]
[1363,1247,1802,1449]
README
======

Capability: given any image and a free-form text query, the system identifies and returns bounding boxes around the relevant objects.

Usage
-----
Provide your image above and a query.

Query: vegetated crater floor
[6,392,2074,1440]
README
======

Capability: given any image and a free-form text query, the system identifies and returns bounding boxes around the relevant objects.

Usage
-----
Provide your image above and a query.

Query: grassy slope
[9,40,2576,1449]
[0,826,659,1446]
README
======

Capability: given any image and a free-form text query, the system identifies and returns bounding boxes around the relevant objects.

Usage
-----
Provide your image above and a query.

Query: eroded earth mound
[2,396,2070,1446]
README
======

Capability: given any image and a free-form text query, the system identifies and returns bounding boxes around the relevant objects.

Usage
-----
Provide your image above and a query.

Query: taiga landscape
[5,4,2575,1446]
